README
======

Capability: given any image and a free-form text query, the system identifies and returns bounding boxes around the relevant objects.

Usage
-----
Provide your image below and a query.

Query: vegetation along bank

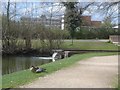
[2,52,118,88]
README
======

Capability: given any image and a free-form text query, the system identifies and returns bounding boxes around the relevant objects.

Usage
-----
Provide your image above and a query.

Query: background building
[20,15,62,29]
[20,15,101,30]
[81,16,101,28]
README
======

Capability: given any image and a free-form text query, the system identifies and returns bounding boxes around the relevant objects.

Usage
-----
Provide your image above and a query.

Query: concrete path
[64,39,109,42]
[20,55,118,88]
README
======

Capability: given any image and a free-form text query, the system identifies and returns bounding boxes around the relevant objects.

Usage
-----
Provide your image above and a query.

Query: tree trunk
[72,38,73,45]
[6,0,10,51]
[25,37,31,50]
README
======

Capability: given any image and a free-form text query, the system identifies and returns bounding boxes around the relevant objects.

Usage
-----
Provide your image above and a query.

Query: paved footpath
[20,55,118,88]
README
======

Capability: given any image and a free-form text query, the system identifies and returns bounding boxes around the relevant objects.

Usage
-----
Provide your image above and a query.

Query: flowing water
[2,56,52,75]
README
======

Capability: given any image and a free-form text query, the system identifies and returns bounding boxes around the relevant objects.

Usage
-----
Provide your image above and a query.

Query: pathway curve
[20,55,118,88]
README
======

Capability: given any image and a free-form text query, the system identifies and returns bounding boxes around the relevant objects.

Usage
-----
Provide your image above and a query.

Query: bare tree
[96,2,119,22]
[2,0,11,52]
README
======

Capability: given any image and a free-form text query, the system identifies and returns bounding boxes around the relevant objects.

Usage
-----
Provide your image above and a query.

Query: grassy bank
[17,39,118,50]
[61,40,118,50]
[2,52,118,88]
[118,78,120,90]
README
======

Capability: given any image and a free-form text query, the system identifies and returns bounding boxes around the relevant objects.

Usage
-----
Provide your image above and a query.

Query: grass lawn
[16,39,119,50]
[2,52,118,88]
[61,40,118,50]
[118,78,120,90]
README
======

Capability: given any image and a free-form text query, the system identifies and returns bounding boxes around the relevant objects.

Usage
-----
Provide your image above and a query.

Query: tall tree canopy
[63,2,82,45]
[63,2,94,45]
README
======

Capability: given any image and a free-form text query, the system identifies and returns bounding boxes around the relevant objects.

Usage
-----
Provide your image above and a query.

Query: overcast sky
[1,0,120,2]
[1,1,119,24]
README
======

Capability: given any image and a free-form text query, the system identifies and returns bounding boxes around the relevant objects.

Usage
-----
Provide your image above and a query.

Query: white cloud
[83,11,91,15]
[47,3,65,14]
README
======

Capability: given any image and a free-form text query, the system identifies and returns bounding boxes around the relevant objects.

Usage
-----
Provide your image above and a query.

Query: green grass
[16,39,119,50]
[0,77,2,89]
[2,52,118,88]
[116,75,120,90]
[61,41,118,50]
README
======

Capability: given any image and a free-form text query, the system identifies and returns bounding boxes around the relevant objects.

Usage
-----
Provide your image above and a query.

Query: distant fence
[109,35,120,43]
[63,49,120,52]
[52,49,120,59]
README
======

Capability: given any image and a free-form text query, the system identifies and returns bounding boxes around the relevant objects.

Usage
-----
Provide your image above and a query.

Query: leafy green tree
[102,16,113,28]
[63,2,82,45]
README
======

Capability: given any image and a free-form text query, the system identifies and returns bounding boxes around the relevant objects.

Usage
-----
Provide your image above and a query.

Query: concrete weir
[38,52,62,62]
[39,49,120,62]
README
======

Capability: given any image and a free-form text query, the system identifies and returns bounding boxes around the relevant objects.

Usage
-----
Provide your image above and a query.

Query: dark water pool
[2,56,52,75]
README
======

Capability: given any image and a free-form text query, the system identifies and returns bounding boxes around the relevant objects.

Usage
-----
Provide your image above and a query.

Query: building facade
[20,15,62,29]
[20,15,101,30]
[81,16,101,28]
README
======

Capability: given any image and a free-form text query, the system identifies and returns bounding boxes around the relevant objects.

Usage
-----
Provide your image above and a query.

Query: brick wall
[81,16,101,28]
[81,16,91,26]
[91,21,101,28]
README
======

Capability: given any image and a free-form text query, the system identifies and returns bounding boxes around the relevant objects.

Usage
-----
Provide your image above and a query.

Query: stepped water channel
[3,49,118,75]
[2,53,60,75]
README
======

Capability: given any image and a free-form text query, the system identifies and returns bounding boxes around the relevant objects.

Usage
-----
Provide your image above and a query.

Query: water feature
[2,56,53,75]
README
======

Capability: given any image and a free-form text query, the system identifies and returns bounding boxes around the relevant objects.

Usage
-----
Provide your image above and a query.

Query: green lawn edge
[2,52,118,88]
[61,41,119,50]
[31,40,119,50]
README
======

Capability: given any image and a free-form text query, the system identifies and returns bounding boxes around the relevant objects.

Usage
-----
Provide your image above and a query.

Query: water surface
[2,56,52,75]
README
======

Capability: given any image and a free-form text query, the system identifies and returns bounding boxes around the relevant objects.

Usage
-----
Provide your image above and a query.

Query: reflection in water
[2,56,51,75]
